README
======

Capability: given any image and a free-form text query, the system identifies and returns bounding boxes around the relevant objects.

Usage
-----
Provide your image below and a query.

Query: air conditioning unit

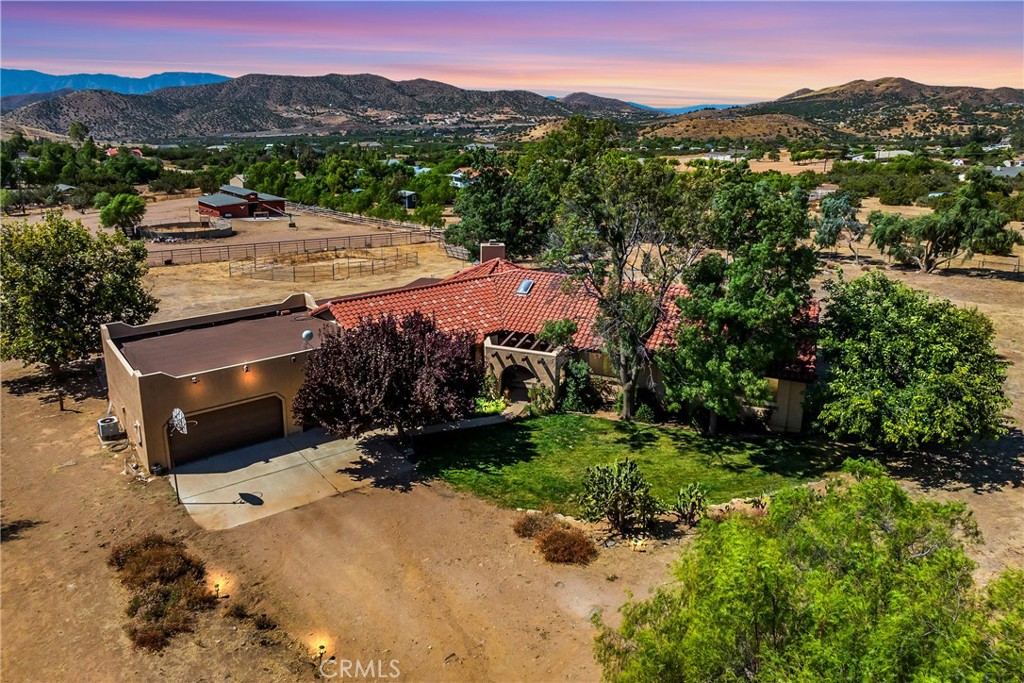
[98,416,123,440]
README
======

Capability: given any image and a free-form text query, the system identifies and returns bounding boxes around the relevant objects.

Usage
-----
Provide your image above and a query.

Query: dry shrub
[109,534,206,589]
[226,602,251,620]
[108,534,215,651]
[535,527,598,565]
[127,623,173,652]
[253,613,278,631]
[513,510,561,538]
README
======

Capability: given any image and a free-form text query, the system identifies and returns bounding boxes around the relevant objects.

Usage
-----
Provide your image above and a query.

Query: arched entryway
[500,365,538,402]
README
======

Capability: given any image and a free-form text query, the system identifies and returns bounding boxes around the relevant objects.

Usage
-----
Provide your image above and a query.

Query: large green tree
[448,152,549,257]
[99,193,147,237]
[869,166,1021,272]
[548,154,692,419]
[810,272,1010,449]
[813,192,867,261]
[658,180,818,433]
[1,212,158,377]
[595,460,1024,682]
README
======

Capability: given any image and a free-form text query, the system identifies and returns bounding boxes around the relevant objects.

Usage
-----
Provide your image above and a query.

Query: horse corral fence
[284,201,441,235]
[147,230,436,267]
[229,247,420,282]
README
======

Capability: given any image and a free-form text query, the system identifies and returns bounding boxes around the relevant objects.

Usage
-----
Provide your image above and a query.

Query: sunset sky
[2,1,1021,106]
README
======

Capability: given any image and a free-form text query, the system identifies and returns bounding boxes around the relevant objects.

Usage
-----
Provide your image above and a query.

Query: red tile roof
[314,259,684,352]
[313,259,816,380]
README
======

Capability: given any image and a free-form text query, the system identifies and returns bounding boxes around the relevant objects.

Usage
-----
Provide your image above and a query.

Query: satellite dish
[170,408,188,435]
[301,330,314,342]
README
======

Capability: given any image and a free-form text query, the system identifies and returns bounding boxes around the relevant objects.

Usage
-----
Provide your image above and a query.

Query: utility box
[97,416,123,440]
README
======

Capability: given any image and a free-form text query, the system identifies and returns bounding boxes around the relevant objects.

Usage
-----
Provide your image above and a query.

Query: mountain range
[0,69,230,97]
[2,73,655,141]
[3,72,1021,143]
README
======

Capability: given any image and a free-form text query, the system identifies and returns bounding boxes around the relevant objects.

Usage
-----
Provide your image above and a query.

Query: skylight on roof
[516,279,535,296]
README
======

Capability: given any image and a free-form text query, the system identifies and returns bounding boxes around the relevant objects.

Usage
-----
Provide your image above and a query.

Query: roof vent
[516,279,534,296]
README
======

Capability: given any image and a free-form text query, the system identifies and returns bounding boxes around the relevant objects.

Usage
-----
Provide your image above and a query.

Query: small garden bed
[413,414,847,516]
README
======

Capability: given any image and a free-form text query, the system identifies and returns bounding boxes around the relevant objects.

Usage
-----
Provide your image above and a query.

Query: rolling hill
[3,73,655,141]
[748,77,1024,137]
[557,92,648,115]
[1,89,74,111]
[642,111,834,141]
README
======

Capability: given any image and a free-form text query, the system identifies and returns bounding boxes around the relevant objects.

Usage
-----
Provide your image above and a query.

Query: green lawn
[413,414,848,515]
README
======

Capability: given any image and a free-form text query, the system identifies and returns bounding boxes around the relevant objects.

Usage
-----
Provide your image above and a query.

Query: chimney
[480,240,506,263]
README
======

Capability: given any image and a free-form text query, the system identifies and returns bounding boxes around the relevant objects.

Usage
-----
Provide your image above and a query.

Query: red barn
[197,193,248,218]
[219,185,287,217]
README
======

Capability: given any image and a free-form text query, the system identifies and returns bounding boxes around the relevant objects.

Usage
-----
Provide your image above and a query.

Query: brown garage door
[168,396,284,466]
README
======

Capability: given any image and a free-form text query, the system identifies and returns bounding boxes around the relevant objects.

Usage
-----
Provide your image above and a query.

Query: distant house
[103,148,142,158]
[397,190,418,209]
[987,166,1023,179]
[950,158,967,167]
[809,184,839,202]
[851,149,913,162]
[703,152,736,162]
[465,143,497,152]
[448,167,480,189]
[413,165,432,176]
[356,141,383,149]
[54,183,77,194]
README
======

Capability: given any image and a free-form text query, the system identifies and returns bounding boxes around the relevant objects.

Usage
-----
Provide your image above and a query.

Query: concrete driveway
[169,429,412,530]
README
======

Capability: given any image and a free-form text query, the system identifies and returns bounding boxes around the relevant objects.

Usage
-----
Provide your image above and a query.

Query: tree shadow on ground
[410,421,541,475]
[3,359,106,407]
[880,429,1024,494]
[610,421,660,450]
[662,425,857,480]
[335,434,422,492]
[745,437,860,480]
[1,519,45,542]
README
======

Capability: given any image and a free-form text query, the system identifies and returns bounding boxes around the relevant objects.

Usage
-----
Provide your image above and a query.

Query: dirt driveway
[1,362,677,682]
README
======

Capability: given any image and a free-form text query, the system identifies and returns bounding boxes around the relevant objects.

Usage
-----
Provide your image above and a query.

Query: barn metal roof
[198,193,248,208]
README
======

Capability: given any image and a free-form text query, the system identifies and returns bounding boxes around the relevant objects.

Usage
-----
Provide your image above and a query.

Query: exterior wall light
[243,364,250,372]
[190,376,199,384]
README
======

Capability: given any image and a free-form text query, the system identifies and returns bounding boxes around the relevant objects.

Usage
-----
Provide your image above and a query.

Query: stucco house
[102,245,816,472]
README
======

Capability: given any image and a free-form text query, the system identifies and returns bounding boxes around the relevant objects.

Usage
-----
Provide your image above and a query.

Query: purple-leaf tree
[292,312,482,440]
